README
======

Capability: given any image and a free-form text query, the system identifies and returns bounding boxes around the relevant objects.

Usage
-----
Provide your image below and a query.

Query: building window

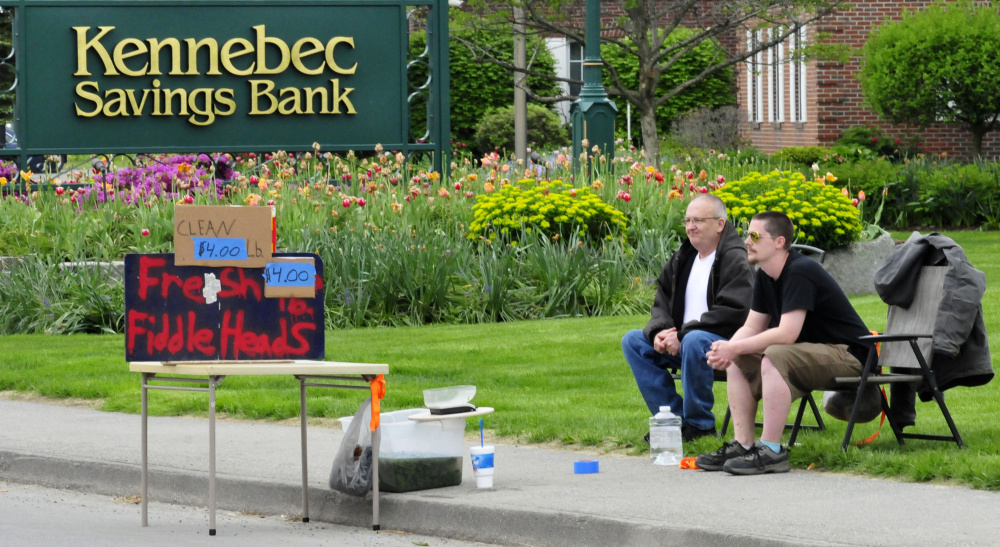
[746,30,764,123]
[768,28,784,123]
[569,42,583,97]
[788,25,807,123]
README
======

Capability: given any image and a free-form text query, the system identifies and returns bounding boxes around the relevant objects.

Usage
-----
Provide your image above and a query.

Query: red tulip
[357,197,366,207]
[183,195,194,204]
[141,229,150,237]
[342,198,351,208]
[55,187,65,195]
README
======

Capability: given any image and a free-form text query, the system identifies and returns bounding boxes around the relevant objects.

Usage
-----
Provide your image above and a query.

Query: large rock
[823,234,896,295]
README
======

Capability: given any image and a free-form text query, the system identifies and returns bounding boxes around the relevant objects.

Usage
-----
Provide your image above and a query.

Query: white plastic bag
[329,397,375,496]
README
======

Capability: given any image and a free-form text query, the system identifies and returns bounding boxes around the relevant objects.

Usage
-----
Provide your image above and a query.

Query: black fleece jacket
[642,221,754,343]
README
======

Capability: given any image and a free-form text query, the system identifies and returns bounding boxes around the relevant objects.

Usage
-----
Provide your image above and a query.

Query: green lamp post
[571,0,617,171]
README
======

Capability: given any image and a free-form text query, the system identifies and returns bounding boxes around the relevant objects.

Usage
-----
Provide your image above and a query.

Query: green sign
[19,2,408,153]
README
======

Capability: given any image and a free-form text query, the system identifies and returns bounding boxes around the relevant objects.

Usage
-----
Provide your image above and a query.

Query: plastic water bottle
[649,406,682,466]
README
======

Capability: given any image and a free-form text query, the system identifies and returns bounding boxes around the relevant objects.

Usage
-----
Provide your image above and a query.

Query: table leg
[209,375,217,536]
[141,372,149,528]
[299,377,310,523]
[372,423,380,531]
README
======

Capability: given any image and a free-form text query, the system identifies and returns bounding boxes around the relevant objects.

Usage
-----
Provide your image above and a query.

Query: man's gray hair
[692,193,727,220]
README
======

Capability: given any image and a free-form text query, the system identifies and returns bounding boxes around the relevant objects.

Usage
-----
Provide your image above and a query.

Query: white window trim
[746,30,764,123]
[768,28,785,123]
[789,25,807,123]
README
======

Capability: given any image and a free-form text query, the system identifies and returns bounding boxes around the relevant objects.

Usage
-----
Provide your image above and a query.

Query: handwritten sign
[124,253,325,362]
[264,262,315,286]
[174,205,273,267]
[263,257,317,298]
[192,238,249,261]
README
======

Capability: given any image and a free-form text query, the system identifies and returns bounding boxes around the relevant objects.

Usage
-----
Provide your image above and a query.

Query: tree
[457,0,845,165]
[600,29,735,139]
[409,28,561,145]
[858,2,1000,158]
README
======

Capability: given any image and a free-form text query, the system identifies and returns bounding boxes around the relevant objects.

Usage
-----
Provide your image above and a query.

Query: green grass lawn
[2,230,998,489]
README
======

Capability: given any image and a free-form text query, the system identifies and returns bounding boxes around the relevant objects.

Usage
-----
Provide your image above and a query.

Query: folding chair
[833,266,965,450]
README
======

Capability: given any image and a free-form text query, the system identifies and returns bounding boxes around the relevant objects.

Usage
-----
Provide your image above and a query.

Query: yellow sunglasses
[747,231,774,243]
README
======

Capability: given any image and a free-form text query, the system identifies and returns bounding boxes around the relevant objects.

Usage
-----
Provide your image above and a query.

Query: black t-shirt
[751,250,872,363]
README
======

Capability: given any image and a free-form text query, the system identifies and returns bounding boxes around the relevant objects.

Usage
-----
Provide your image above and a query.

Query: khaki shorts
[733,343,863,401]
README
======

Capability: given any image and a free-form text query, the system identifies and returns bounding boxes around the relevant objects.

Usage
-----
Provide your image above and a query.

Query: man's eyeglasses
[683,216,720,225]
[747,231,773,243]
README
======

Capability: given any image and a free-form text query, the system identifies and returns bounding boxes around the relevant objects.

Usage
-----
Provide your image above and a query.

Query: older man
[622,194,754,441]
[700,211,872,475]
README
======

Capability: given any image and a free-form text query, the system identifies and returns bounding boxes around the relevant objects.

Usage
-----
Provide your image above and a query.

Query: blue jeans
[621,329,723,431]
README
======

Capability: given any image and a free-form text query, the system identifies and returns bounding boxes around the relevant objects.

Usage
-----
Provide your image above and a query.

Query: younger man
[699,211,872,475]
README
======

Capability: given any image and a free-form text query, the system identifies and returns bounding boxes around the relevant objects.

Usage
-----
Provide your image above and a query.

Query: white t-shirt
[683,250,716,325]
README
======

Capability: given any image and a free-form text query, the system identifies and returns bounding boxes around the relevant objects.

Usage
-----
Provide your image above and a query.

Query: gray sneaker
[722,441,791,475]
[694,440,748,471]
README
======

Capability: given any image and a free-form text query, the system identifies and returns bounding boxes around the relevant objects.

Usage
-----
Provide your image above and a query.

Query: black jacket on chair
[873,232,993,403]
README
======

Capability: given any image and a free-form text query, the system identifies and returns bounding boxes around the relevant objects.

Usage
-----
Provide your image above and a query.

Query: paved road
[0,481,497,547]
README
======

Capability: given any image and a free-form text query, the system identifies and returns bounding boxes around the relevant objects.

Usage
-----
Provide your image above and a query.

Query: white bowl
[423,385,476,410]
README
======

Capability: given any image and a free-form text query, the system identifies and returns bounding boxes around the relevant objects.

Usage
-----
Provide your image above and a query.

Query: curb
[0,449,819,547]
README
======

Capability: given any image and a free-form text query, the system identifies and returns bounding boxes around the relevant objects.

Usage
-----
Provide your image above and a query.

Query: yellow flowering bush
[714,170,863,249]
[468,179,627,242]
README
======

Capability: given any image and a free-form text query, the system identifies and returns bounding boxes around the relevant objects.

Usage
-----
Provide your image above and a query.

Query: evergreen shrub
[771,146,830,166]
[408,29,561,144]
[473,104,569,155]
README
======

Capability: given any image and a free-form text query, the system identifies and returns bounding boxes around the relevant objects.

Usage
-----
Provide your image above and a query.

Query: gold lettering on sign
[71,25,364,124]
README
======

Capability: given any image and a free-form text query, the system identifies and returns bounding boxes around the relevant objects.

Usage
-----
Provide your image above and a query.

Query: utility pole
[571,0,616,171]
[513,4,527,162]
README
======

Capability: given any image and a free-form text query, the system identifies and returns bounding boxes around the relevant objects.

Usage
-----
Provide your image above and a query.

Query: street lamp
[571,0,617,171]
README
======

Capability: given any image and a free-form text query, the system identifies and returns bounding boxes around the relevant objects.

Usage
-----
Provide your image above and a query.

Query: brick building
[739,1,1000,160]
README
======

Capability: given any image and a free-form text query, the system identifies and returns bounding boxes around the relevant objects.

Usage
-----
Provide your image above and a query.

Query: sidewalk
[2,398,999,546]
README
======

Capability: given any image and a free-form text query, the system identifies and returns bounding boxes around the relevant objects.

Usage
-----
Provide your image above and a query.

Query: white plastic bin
[340,408,465,492]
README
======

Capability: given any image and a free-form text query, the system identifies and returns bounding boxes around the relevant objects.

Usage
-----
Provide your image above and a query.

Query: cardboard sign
[174,205,273,267]
[124,253,325,362]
